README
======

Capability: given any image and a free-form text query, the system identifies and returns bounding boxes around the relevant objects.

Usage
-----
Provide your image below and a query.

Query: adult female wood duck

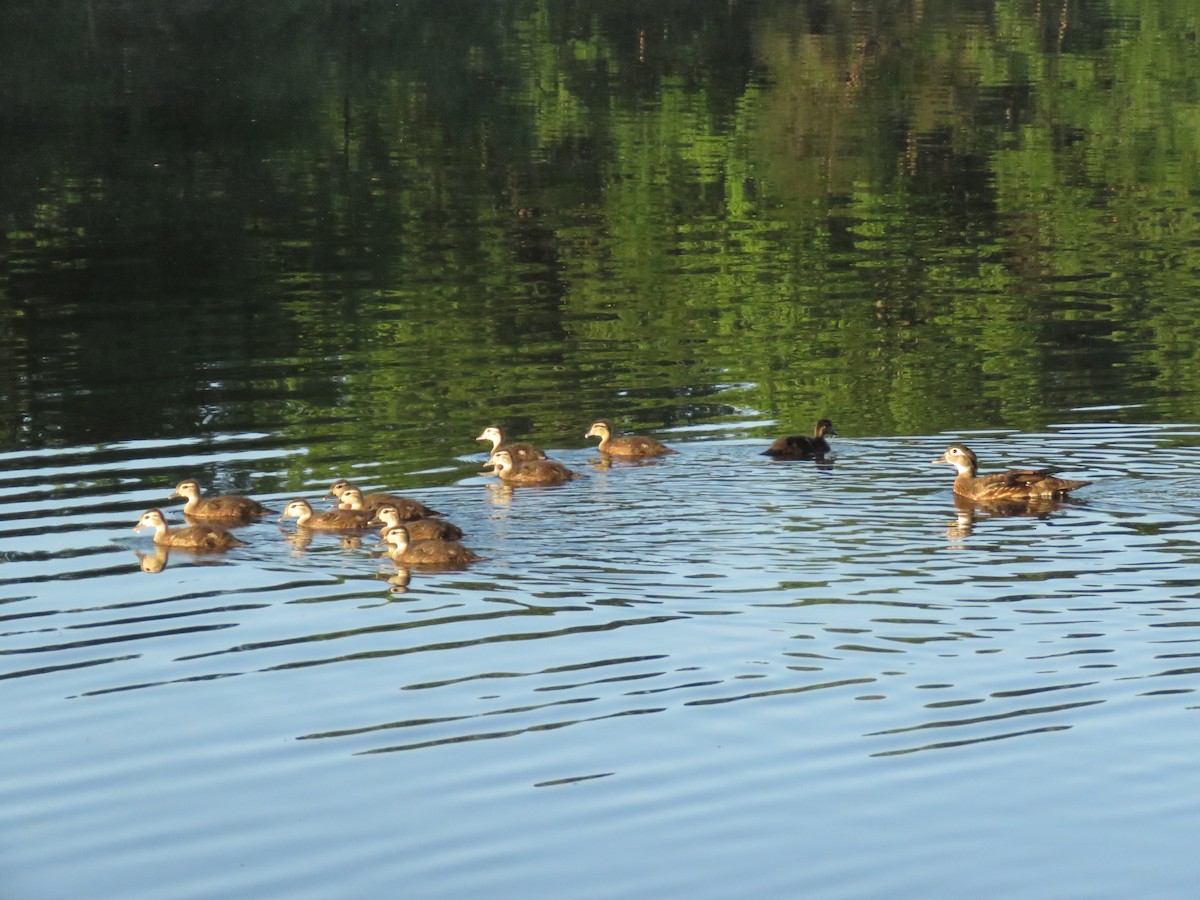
[279,499,374,530]
[931,443,1092,502]
[382,524,483,567]
[763,419,838,459]
[134,508,245,550]
[325,479,442,519]
[476,425,547,462]
[371,503,464,542]
[585,420,675,459]
[486,449,581,486]
[170,479,273,520]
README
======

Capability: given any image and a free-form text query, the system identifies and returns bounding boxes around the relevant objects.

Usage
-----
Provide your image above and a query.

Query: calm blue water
[4,420,1200,898]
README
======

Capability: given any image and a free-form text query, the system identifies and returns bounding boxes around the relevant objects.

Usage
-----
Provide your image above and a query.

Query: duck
[134,508,246,550]
[762,419,838,459]
[170,479,273,519]
[932,443,1092,502]
[382,524,483,567]
[279,499,374,530]
[325,479,442,519]
[371,503,464,542]
[476,425,547,462]
[585,420,675,459]
[485,449,581,486]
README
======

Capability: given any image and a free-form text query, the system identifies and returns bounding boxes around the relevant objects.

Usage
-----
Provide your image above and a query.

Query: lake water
[5,3,1200,899]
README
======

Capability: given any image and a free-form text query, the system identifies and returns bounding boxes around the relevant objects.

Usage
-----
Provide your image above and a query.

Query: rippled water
[5,419,1200,898]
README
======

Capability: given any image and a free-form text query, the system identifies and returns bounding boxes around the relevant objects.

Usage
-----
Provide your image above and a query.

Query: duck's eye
[950,448,960,455]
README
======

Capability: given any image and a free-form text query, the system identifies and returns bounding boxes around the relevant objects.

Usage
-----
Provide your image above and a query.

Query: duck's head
[170,479,201,501]
[134,509,167,532]
[383,525,411,553]
[476,425,504,447]
[325,480,352,500]
[340,486,365,509]
[932,443,978,476]
[372,504,401,527]
[487,449,515,473]
[280,499,312,521]
[814,419,838,438]
[586,420,613,439]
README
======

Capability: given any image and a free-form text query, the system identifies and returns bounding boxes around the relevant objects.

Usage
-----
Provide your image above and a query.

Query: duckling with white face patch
[279,499,374,530]
[475,425,547,463]
[371,503,464,542]
[134,508,245,550]
[325,479,442,519]
[485,449,581,486]
[382,524,483,567]
[170,479,273,520]
[585,420,675,459]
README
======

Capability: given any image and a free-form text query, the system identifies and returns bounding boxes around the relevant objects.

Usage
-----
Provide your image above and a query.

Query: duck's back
[762,435,827,459]
[164,524,245,549]
[964,469,1091,501]
[192,495,271,519]
[308,508,375,529]
[396,539,481,566]
[391,518,464,541]
[502,459,579,485]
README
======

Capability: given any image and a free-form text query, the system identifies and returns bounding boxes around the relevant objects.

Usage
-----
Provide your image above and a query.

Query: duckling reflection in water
[585,420,675,459]
[278,499,373,530]
[476,425,547,463]
[381,524,484,568]
[370,503,464,542]
[325,479,442,519]
[134,509,246,550]
[763,419,837,460]
[932,443,1091,502]
[134,546,171,573]
[170,479,274,521]
[484,449,581,486]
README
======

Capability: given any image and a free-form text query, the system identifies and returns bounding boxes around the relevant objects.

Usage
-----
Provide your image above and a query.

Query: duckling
[372,503,464,542]
[134,508,245,550]
[325,479,442,519]
[585,420,675,459]
[383,524,483,567]
[485,449,581,486]
[476,425,547,462]
[279,499,374,530]
[932,443,1092,502]
[763,419,838,459]
[170,479,273,519]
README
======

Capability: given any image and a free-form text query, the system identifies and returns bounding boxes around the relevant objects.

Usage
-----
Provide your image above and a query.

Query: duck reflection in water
[133,546,170,573]
[944,493,1084,542]
[131,545,231,573]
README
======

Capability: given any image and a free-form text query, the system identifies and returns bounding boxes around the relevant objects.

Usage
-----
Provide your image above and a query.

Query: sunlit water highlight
[4,421,1200,898]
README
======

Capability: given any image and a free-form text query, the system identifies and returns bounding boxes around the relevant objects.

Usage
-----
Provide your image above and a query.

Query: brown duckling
[476,425,547,462]
[932,443,1092,502]
[134,508,245,550]
[383,524,483,567]
[486,449,581,486]
[585,420,676,459]
[763,419,838,459]
[325,479,442,519]
[170,479,273,520]
[279,499,374,530]
[371,503,464,542]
